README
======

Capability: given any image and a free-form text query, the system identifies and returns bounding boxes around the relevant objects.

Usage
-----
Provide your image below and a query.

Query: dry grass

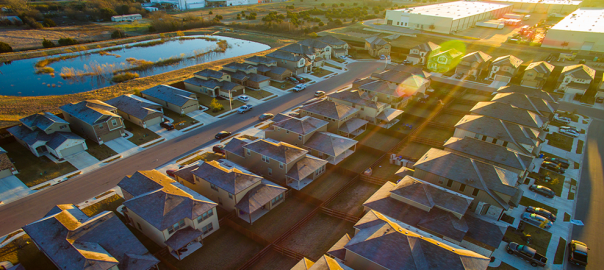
[0,24,115,51]
[80,194,125,217]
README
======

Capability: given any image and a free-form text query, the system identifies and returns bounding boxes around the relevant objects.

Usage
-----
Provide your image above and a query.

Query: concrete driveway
[64,151,100,170]
[0,175,33,205]
[104,137,138,153]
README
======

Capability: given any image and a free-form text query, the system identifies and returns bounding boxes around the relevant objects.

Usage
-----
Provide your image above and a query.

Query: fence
[290,189,324,206]
[272,244,305,261]
[409,136,445,148]
[426,121,456,131]
[320,207,361,223]
[221,218,271,246]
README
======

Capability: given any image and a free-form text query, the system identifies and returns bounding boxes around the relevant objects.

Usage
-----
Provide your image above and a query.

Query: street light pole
[229,91,233,111]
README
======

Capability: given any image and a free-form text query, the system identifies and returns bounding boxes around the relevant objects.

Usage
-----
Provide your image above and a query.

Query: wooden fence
[426,121,456,131]
[272,244,306,261]
[320,207,360,223]
[409,136,445,148]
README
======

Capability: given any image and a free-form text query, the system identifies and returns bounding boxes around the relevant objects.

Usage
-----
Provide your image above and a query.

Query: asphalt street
[0,61,382,236]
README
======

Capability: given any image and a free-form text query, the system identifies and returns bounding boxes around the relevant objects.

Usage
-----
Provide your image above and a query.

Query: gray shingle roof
[244,139,308,164]
[141,85,196,107]
[224,137,251,157]
[492,55,523,68]
[224,62,256,72]
[118,170,166,198]
[269,66,291,75]
[496,85,558,109]
[267,50,304,62]
[185,77,222,89]
[279,43,316,55]
[106,94,162,120]
[7,125,84,150]
[317,35,347,46]
[561,64,595,80]
[391,176,473,215]
[470,101,544,129]
[525,61,554,74]
[256,64,272,73]
[460,51,492,64]
[23,204,159,270]
[192,161,262,194]
[412,41,440,52]
[365,36,388,46]
[286,155,327,181]
[20,112,68,131]
[245,56,277,65]
[298,38,330,49]
[328,90,386,109]
[60,100,120,126]
[491,92,555,116]
[339,118,368,134]
[301,99,358,120]
[235,179,286,213]
[386,64,432,78]
[444,137,533,172]
[163,227,203,251]
[304,132,357,157]
[358,80,402,96]
[194,69,228,79]
[272,115,328,135]
[455,114,540,150]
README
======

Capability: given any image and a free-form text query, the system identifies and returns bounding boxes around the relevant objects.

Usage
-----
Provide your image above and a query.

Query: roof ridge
[498,119,531,155]
[469,159,508,209]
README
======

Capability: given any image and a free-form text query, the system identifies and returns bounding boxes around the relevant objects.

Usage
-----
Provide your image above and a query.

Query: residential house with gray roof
[7,112,87,159]
[487,55,523,85]
[496,85,559,111]
[221,62,270,89]
[118,170,218,260]
[292,255,352,270]
[106,94,164,128]
[491,92,555,118]
[224,138,327,190]
[557,64,596,95]
[406,41,441,65]
[184,69,246,98]
[358,80,413,109]
[317,35,349,58]
[364,36,391,58]
[368,69,431,106]
[413,148,524,220]
[0,147,17,178]
[327,90,402,127]
[455,51,492,79]
[244,56,293,81]
[470,101,546,130]
[299,99,367,137]
[267,49,312,74]
[521,61,555,89]
[303,132,357,165]
[60,100,126,145]
[141,85,199,115]
[427,48,463,73]
[23,204,159,270]
[174,159,286,224]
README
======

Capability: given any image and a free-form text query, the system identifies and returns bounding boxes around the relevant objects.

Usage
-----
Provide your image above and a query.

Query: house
[557,64,596,95]
[23,204,159,270]
[297,38,333,60]
[491,92,556,118]
[316,35,349,58]
[325,210,491,270]
[444,136,535,181]
[299,99,368,137]
[106,94,164,128]
[454,114,542,156]
[427,48,463,73]
[364,36,391,58]
[414,148,524,220]
[327,90,403,127]
[244,56,293,81]
[292,255,352,270]
[265,114,329,147]
[183,69,246,98]
[174,160,287,224]
[279,43,322,68]
[358,80,412,109]
[0,147,17,178]
[224,138,328,190]
[385,63,433,79]
[470,101,546,130]
[497,85,559,111]
[111,14,142,22]
[221,62,271,89]
[371,69,431,96]
[266,50,311,74]
[60,100,125,145]
[118,170,219,260]
[303,132,357,165]
[487,55,524,85]
[363,176,506,256]
[351,77,377,89]
[7,112,87,159]
[455,51,492,78]
[521,61,555,89]
[141,85,199,115]
[406,41,441,65]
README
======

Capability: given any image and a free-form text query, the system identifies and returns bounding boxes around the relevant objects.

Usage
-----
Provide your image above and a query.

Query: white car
[237,105,253,114]
[315,91,325,97]
[560,126,579,132]
[293,84,307,92]
[237,95,250,102]
[553,115,571,124]
[560,129,579,138]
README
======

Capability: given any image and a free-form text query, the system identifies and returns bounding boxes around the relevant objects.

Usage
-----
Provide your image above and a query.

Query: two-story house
[487,55,524,85]
[557,64,596,95]
[244,56,293,81]
[23,204,160,270]
[406,41,441,65]
[427,48,463,73]
[470,101,547,131]
[60,100,126,145]
[266,50,311,74]
[184,69,245,98]
[358,80,412,109]
[327,90,403,127]
[297,38,333,61]
[141,85,199,115]
[279,43,322,68]
[106,94,164,128]
[118,170,219,260]
[221,62,270,89]
[455,51,492,79]
[316,35,349,58]
[491,92,556,118]
[175,159,286,223]
[224,138,327,190]
[454,114,542,156]
[364,36,391,58]
[7,112,87,159]
[521,61,554,89]
[414,148,524,220]
[371,69,431,95]
[299,99,368,137]
[497,85,559,112]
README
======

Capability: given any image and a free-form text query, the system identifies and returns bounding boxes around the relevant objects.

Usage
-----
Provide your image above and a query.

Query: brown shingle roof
[235,179,286,213]
[470,101,545,129]
[272,115,328,135]
[304,132,357,157]
[391,176,473,215]
[444,137,533,172]
[244,139,308,164]
[300,100,358,120]
[192,161,262,194]
[286,155,327,181]
[491,92,555,116]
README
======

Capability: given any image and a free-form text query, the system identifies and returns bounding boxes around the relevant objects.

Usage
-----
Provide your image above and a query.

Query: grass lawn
[159,226,263,270]
[2,141,77,187]
[416,126,454,142]
[536,168,565,197]
[487,262,518,270]
[85,139,117,160]
[519,196,558,215]
[196,94,245,117]
[545,133,574,152]
[0,234,56,270]
[396,142,432,160]
[181,152,223,165]
[324,62,343,70]
[125,122,161,146]
[80,194,125,217]
[576,139,584,154]
[404,106,435,118]
[371,157,403,182]
[163,110,199,130]
[311,68,334,78]
[449,103,475,112]
[244,89,274,100]
[231,196,316,242]
[433,113,463,127]
[270,80,296,90]
[248,249,299,270]
[338,147,382,174]
[553,237,567,264]
[355,129,402,152]
[325,180,381,216]
[303,170,354,201]
[504,223,552,255]
[280,213,355,261]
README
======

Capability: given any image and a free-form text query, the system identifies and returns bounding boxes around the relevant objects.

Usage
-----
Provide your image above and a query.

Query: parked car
[215,131,231,140]
[553,114,571,124]
[560,129,579,138]
[596,97,604,103]
[380,55,386,60]
[402,60,412,65]
[560,126,579,132]
[506,242,548,267]
[529,184,555,198]
[258,113,274,121]
[521,212,553,229]
[568,240,589,266]
[541,161,566,174]
[287,77,298,83]
[315,91,325,97]
[293,75,304,83]
[237,104,253,113]
[293,84,307,92]
[525,206,556,222]
[237,95,250,102]
[160,121,175,131]
[543,157,570,169]
[213,144,225,155]
[166,169,176,177]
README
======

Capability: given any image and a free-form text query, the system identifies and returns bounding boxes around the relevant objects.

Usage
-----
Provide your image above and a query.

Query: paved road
[0,61,382,236]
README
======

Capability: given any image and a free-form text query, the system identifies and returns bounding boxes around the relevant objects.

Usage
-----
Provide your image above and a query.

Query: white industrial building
[111,14,142,22]
[542,8,604,52]
[486,0,581,14]
[384,1,514,34]
[149,0,206,10]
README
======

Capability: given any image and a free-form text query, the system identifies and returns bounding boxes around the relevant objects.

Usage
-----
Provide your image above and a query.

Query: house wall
[242,147,303,181]
[125,208,167,247]
[268,58,307,75]
[299,110,358,133]
[344,250,388,270]
[265,123,327,146]
[118,110,163,128]
[184,82,218,97]
[96,116,125,144]
[62,110,100,144]
[44,123,71,134]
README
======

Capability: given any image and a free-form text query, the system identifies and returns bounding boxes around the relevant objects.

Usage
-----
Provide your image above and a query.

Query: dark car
[213,145,225,155]
[541,161,566,174]
[543,157,570,169]
[215,131,231,140]
[525,206,556,222]
[287,77,298,83]
[160,121,175,130]
[568,240,589,266]
[293,74,304,83]
[166,169,176,177]
[529,185,555,198]
[259,113,274,121]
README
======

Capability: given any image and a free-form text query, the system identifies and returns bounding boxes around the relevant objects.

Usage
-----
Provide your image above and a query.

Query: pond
[0,35,270,96]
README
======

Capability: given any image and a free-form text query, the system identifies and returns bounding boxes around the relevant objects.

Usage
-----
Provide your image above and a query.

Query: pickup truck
[507,242,547,267]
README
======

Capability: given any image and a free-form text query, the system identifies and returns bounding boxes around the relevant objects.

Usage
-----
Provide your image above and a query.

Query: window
[298,135,302,141]
[112,119,118,126]
[228,193,233,199]
[503,141,509,147]
[271,193,284,204]
[286,130,289,134]
[168,219,185,234]
[268,168,272,176]
[472,188,480,196]
[279,162,284,169]
[446,180,453,187]
[60,125,66,129]
[262,155,270,163]
[197,209,214,223]
[210,183,219,192]
[474,133,481,139]
[459,184,466,192]
[492,138,497,144]
[481,135,487,141]
[246,149,251,156]
[202,223,213,235]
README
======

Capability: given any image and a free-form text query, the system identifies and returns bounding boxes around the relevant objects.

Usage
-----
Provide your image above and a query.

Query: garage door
[145,116,163,128]
[258,81,270,88]
[60,144,85,158]
[494,75,511,83]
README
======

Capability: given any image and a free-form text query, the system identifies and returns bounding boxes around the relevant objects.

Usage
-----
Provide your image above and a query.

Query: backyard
[338,147,383,174]
[125,122,161,146]
[302,170,354,201]
[196,94,245,117]
[415,126,454,142]
[325,180,381,216]
[354,128,402,152]
[448,102,475,112]
[461,93,490,102]
[395,142,432,160]
[248,249,299,270]
[545,132,574,152]
[504,223,552,255]
[163,110,199,130]
[432,113,463,127]
[0,234,56,270]
[370,157,403,182]
[403,105,437,119]
[85,139,117,160]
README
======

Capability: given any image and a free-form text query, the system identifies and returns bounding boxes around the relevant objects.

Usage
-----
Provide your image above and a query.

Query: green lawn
[325,180,381,216]
[504,223,552,255]
[546,133,574,152]
[85,139,118,160]
[303,170,354,201]
[355,129,402,152]
[2,141,77,187]
[81,194,125,217]
[338,147,383,174]
[433,113,463,126]
[163,110,199,130]
[416,126,454,142]
[537,168,565,197]
[196,94,245,117]
[396,142,432,160]
[248,249,299,270]
[371,157,403,182]
[519,196,558,215]
[270,80,295,90]
[125,122,161,146]
[0,235,56,270]
[244,89,274,100]
[576,139,584,154]
[311,68,334,78]
[324,62,343,70]
[553,237,567,264]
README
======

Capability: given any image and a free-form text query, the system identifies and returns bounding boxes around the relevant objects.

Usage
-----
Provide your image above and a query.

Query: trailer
[477,20,505,29]
[504,13,525,20]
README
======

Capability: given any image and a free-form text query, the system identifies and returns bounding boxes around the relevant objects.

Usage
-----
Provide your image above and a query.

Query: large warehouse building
[486,0,581,14]
[384,1,513,34]
[542,8,604,52]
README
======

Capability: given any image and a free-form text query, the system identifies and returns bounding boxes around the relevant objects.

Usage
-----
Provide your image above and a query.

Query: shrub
[22,16,43,29]
[321,3,325,6]
[100,7,117,21]
[318,21,324,26]
[210,98,224,112]
[148,25,156,32]
[308,32,318,37]
[42,39,55,48]
[58,37,78,46]
[111,30,126,38]
[334,19,343,25]
[209,10,213,14]
[111,72,139,83]
[340,3,345,6]
[42,18,56,27]
[176,30,185,36]
[0,41,13,53]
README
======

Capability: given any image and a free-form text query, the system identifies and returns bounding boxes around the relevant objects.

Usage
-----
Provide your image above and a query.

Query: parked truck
[506,242,547,267]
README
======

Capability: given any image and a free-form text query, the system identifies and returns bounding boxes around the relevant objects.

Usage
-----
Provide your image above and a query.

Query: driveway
[148,124,184,141]
[0,175,33,205]
[64,152,100,170]
[104,137,138,153]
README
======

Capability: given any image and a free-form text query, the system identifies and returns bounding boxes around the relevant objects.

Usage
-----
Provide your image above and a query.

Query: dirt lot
[432,113,463,127]
[302,169,354,201]
[338,147,383,174]
[396,142,432,160]
[248,249,299,270]
[325,180,381,216]
[355,129,402,152]
[415,126,454,142]
[0,24,115,51]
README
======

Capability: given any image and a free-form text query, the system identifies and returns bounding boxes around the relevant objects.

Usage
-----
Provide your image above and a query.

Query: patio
[238,207,270,224]
[326,149,354,165]
[286,177,314,191]
[170,241,203,261]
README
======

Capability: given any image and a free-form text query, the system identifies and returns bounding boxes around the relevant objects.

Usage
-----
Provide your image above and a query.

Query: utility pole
[229,91,233,111]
